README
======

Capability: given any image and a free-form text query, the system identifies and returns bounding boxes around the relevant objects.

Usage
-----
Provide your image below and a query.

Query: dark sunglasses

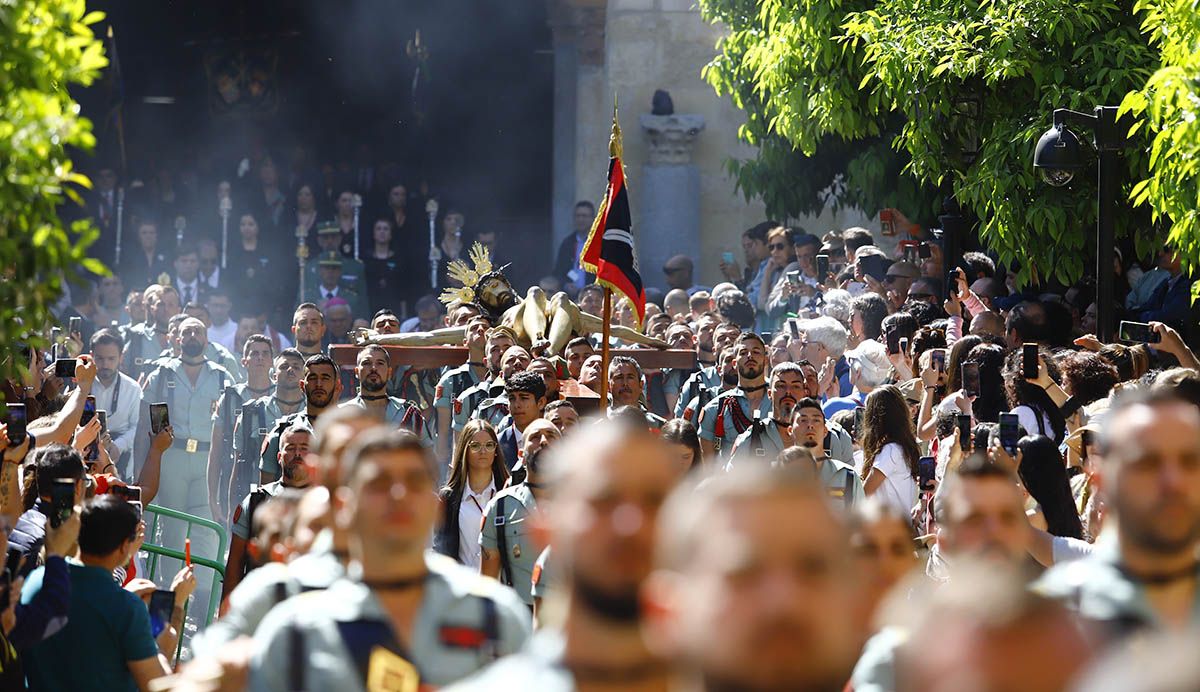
[768,243,788,251]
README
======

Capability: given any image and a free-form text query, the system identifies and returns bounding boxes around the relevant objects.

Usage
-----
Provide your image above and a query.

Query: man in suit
[171,244,209,308]
[1138,249,1194,333]
[554,200,596,294]
[496,371,548,480]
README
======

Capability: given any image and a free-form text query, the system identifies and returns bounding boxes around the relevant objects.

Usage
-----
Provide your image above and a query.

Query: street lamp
[1032,106,1122,342]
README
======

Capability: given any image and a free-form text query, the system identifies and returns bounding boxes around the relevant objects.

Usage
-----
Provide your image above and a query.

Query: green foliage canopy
[701,0,1169,288]
[0,0,107,387]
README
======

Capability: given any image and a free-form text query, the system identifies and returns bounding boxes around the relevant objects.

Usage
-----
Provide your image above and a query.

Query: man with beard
[673,313,727,419]
[643,465,866,692]
[450,418,685,691]
[480,418,560,608]
[1038,391,1200,637]
[259,354,343,485]
[291,303,327,359]
[698,333,772,460]
[471,345,531,430]
[138,317,233,616]
[88,329,142,471]
[339,345,431,446]
[681,346,738,424]
[207,335,276,525]
[433,315,491,463]
[452,327,518,441]
[122,284,180,378]
[852,455,1032,690]
[727,363,807,462]
[222,424,312,598]
[785,397,862,505]
[225,349,306,521]
[608,356,667,432]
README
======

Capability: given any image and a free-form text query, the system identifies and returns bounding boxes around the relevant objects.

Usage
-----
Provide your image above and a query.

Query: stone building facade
[547,0,870,291]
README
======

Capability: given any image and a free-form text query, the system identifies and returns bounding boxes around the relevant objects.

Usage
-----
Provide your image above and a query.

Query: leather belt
[171,438,210,453]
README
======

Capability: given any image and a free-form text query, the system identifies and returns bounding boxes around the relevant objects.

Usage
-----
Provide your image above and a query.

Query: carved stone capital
[639,114,706,165]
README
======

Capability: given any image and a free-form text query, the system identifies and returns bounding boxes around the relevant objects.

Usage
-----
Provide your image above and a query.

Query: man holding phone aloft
[88,329,142,472]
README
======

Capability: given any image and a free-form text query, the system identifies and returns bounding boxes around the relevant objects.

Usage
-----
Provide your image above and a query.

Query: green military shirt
[141,358,234,446]
[196,529,344,657]
[1035,532,1200,637]
[480,483,538,605]
[471,393,510,430]
[453,379,503,434]
[259,411,318,480]
[248,554,532,690]
[121,322,167,378]
[674,364,719,419]
[339,395,433,447]
[698,388,773,457]
[447,630,575,691]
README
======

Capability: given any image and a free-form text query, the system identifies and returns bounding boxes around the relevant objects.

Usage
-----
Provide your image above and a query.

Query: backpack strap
[494,495,512,586]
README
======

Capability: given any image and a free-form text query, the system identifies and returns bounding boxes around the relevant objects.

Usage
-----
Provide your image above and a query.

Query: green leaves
[702,0,1184,288]
[0,0,106,390]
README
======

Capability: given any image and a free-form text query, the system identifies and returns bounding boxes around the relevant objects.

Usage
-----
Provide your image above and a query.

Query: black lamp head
[1033,124,1084,187]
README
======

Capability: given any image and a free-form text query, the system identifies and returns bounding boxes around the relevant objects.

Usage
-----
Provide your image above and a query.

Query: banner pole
[599,287,612,407]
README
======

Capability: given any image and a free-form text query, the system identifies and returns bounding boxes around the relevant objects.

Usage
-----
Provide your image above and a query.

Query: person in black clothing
[554,200,596,294]
[227,211,287,318]
[433,418,509,567]
[119,219,171,292]
[363,217,403,316]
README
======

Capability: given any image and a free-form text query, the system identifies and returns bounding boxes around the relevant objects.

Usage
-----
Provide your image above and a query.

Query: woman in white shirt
[860,385,921,516]
[1003,347,1068,444]
[433,419,510,568]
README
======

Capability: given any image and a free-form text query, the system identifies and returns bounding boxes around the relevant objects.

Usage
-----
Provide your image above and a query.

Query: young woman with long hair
[860,384,922,515]
[433,419,509,567]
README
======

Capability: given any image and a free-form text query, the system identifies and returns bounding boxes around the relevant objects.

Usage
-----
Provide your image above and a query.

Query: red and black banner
[580,114,646,326]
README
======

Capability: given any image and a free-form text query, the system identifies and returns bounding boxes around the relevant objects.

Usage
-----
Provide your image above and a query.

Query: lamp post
[1032,105,1122,342]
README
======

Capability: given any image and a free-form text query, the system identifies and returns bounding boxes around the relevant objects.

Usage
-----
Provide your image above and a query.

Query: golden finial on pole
[609,97,623,160]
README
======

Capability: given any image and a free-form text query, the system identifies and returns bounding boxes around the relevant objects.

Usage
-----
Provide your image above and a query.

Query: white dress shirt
[176,278,201,306]
[208,319,238,354]
[458,479,496,569]
[91,371,142,457]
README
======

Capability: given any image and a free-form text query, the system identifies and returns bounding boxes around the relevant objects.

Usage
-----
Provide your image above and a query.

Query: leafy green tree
[702,0,1160,287]
[0,0,107,388]
[1121,0,1200,282]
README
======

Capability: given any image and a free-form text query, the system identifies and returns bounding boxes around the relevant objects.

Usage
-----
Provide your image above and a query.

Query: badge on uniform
[453,399,462,415]
[365,647,419,692]
[512,544,521,559]
[438,624,488,650]
[828,488,845,498]
[166,380,176,389]
[234,408,242,417]
[257,427,269,436]
[342,243,352,256]
[754,448,766,457]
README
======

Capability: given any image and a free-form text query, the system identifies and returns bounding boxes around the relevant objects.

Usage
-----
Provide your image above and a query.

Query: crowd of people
[3,150,1200,690]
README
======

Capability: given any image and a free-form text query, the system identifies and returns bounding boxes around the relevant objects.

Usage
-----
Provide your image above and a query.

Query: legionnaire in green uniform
[122,283,178,379]
[206,335,275,525]
[259,354,343,486]
[450,327,517,441]
[152,313,245,380]
[699,332,772,460]
[248,429,531,690]
[225,349,306,517]
[480,419,560,607]
[136,317,232,622]
[433,316,490,462]
[680,346,738,423]
[338,344,433,447]
[223,423,313,601]
[471,345,531,431]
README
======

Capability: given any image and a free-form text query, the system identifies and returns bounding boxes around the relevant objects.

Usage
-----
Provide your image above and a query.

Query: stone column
[638,113,705,292]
